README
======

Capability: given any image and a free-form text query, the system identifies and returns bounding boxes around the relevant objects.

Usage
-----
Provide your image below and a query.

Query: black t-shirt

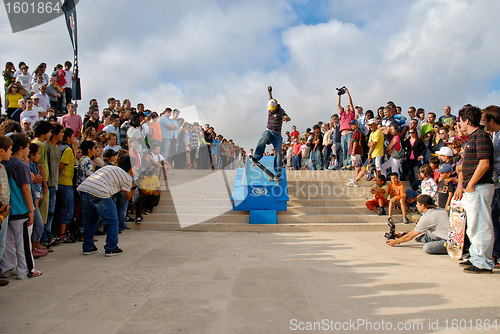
[314,132,324,151]
[437,179,456,208]
[83,119,99,132]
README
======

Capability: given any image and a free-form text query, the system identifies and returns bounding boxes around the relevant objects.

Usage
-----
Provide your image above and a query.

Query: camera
[336,86,346,96]
[384,221,407,240]
[384,221,396,240]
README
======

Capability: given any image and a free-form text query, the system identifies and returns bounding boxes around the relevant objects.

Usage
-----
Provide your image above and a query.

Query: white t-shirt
[20,110,40,130]
[142,123,149,138]
[32,82,42,94]
[151,152,165,163]
[16,74,32,92]
[63,70,73,89]
[32,105,46,114]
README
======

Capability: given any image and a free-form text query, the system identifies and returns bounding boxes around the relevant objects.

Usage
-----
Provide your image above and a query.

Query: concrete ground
[1,230,499,334]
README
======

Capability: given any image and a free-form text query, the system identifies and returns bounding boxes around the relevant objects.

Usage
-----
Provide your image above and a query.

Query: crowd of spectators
[280,86,500,274]
[0,60,245,284]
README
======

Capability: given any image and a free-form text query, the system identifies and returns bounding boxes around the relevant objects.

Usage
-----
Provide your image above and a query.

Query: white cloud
[1,0,500,151]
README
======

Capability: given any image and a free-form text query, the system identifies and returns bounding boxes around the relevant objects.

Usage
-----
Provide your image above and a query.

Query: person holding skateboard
[250,86,291,182]
[454,105,495,274]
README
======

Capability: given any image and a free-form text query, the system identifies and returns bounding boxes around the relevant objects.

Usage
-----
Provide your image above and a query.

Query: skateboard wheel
[444,242,448,247]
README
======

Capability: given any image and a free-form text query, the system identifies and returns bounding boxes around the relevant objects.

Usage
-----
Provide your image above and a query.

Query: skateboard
[365,161,376,181]
[446,199,466,259]
[249,156,280,183]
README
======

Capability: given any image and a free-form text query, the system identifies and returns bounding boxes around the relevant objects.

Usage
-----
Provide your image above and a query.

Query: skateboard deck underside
[447,200,466,259]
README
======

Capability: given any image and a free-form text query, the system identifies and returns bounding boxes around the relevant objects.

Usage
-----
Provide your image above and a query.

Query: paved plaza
[1,230,499,334]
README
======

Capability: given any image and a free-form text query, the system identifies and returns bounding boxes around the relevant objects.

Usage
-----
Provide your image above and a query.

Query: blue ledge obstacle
[231,156,289,224]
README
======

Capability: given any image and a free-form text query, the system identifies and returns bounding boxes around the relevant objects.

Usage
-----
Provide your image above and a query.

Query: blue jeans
[406,189,419,208]
[341,133,352,167]
[463,183,495,269]
[43,186,57,242]
[293,155,301,170]
[0,215,9,263]
[323,145,332,169]
[310,151,316,170]
[32,208,43,243]
[80,192,119,251]
[161,138,172,161]
[314,149,323,170]
[56,185,74,225]
[491,188,500,258]
[253,130,283,178]
[113,191,128,230]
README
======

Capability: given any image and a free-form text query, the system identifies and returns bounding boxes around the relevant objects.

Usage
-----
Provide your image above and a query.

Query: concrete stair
[132,168,415,233]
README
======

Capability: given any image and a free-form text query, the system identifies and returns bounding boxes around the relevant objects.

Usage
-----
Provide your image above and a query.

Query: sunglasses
[12,86,18,89]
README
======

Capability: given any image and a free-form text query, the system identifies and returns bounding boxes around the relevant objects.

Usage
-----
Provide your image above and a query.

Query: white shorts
[373,156,383,170]
[351,154,362,167]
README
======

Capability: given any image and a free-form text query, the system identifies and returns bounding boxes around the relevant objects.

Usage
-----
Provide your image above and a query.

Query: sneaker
[48,237,63,247]
[459,260,473,267]
[0,268,16,278]
[83,245,99,255]
[136,216,143,223]
[378,208,387,216]
[33,249,48,258]
[143,210,152,215]
[352,180,360,187]
[464,265,493,274]
[105,247,123,257]
[415,234,425,243]
[125,216,135,222]
[61,236,76,243]
[17,270,42,280]
[402,217,411,224]
[388,217,393,224]
[0,279,9,286]
[346,180,354,187]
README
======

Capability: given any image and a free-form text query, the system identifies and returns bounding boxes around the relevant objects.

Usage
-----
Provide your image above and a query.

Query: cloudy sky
[1,0,500,150]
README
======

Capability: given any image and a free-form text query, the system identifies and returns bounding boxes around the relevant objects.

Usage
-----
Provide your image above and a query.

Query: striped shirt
[462,128,493,187]
[77,165,133,198]
[267,107,287,134]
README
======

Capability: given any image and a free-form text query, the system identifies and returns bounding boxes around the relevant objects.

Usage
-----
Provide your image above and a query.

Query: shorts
[373,156,383,171]
[351,154,362,167]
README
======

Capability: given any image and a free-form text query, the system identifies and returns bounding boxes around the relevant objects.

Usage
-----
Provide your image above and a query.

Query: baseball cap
[435,147,453,157]
[437,164,453,173]
[367,118,378,125]
[268,99,277,111]
[20,64,28,69]
[103,149,118,159]
[349,119,358,125]
[144,111,151,117]
[21,117,30,124]
[417,195,437,208]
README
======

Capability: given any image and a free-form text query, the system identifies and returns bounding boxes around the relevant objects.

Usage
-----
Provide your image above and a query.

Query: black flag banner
[62,0,81,100]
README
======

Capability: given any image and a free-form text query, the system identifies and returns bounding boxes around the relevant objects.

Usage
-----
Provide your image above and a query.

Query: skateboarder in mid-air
[250,86,291,182]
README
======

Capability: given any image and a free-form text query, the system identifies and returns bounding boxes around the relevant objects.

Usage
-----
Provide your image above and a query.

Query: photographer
[386,195,448,254]
[337,87,355,169]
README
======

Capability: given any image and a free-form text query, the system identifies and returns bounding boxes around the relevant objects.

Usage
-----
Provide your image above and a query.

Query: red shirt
[340,108,355,132]
[349,129,362,155]
[291,130,300,138]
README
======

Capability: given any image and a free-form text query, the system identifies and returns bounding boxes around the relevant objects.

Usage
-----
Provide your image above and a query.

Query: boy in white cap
[250,86,291,182]
[435,146,453,165]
